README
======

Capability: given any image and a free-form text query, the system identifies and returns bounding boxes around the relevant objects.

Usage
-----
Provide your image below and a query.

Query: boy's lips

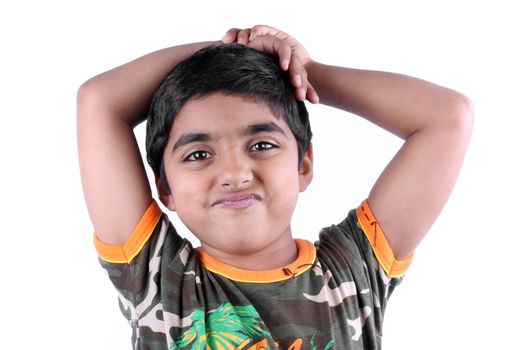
[212,193,261,209]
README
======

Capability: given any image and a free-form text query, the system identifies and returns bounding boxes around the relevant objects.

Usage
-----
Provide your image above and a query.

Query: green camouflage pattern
[99,209,403,349]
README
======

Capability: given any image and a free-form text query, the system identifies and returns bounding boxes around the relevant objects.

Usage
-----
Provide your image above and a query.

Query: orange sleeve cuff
[94,200,163,264]
[356,200,413,278]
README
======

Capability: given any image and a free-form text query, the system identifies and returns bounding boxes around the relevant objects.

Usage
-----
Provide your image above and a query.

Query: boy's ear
[299,145,314,192]
[155,175,176,211]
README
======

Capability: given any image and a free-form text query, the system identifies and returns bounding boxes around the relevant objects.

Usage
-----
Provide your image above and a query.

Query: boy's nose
[217,153,253,189]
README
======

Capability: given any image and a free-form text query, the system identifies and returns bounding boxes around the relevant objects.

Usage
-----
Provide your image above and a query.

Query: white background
[1,0,524,349]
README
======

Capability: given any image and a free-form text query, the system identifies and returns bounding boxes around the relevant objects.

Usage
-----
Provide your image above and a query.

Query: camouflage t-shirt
[94,199,413,350]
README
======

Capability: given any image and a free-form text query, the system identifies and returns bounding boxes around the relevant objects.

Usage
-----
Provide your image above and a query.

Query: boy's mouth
[212,193,261,209]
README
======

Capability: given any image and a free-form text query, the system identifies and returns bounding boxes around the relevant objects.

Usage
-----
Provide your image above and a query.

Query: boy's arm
[307,63,474,260]
[237,26,474,260]
[77,41,213,245]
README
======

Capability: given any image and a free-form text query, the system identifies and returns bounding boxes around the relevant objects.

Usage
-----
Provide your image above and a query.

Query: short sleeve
[93,200,192,335]
[94,199,164,264]
[355,200,413,278]
[317,199,413,316]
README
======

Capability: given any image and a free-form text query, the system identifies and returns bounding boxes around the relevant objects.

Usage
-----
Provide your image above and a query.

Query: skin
[158,92,313,270]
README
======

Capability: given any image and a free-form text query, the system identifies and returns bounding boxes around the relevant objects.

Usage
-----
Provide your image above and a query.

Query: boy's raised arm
[307,63,474,259]
[234,25,474,260]
[77,42,213,245]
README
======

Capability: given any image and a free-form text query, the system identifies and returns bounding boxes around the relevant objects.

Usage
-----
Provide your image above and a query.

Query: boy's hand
[222,25,319,104]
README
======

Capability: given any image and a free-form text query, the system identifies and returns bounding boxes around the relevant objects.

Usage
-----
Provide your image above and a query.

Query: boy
[77,25,473,349]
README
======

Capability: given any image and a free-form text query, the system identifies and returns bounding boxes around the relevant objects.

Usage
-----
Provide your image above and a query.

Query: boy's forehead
[169,92,287,135]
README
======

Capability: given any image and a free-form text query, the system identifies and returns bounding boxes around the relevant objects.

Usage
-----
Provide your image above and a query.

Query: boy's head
[146,44,312,195]
[145,44,314,256]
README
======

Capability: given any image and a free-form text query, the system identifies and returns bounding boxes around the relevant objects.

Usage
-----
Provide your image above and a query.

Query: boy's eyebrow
[172,122,287,153]
[172,133,212,153]
[244,122,287,137]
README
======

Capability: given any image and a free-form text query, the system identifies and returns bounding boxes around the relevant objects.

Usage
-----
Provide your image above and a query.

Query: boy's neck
[199,234,298,271]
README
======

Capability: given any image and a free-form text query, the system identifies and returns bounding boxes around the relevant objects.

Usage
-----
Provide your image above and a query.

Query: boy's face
[159,92,313,258]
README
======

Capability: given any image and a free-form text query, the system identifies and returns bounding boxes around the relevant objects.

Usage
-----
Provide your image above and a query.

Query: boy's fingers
[289,55,307,100]
[221,28,240,43]
[247,35,292,70]
[249,25,293,48]
[306,82,320,104]
[248,36,308,100]
[276,41,292,71]
[250,24,276,40]
[251,25,283,38]
[237,29,251,45]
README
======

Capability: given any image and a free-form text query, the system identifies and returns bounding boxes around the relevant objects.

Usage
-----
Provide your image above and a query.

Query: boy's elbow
[77,82,91,120]
[77,78,99,107]
[77,78,107,121]
[447,92,475,132]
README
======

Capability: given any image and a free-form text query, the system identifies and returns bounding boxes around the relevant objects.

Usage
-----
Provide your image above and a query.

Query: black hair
[146,44,312,194]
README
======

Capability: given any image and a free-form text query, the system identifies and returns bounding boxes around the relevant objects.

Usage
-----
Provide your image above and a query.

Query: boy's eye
[185,151,211,161]
[250,142,276,152]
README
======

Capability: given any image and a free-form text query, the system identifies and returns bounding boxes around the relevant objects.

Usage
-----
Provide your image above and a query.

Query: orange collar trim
[197,239,317,284]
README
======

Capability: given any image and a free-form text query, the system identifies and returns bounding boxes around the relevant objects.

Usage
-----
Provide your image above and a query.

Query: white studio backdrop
[1,0,523,349]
